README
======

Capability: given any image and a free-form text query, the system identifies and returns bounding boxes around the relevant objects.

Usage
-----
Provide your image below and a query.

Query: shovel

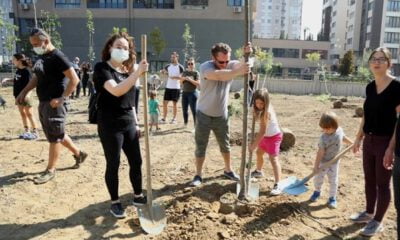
[237,112,259,199]
[283,143,354,195]
[137,34,167,235]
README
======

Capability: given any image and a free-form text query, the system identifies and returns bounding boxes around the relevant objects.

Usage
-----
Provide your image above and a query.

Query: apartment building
[321,0,349,62]
[253,38,330,77]
[253,0,302,40]
[12,0,252,65]
[0,0,15,64]
[322,0,400,74]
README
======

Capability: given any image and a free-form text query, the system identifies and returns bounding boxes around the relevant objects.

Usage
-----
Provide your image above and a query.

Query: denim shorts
[195,111,230,158]
[38,101,67,143]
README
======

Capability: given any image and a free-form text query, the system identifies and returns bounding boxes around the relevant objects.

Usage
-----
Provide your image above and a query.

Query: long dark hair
[253,88,270,120]
[101,31,136,72]
[13,53,29,67]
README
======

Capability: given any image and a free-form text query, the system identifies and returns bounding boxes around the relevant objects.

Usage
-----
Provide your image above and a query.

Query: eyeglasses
[187,63,194,65]
[369,58,387,64]
[216,60,230,65]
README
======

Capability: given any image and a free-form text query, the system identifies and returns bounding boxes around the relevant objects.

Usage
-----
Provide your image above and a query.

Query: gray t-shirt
[197,60,239,117]
[318,127,345,163]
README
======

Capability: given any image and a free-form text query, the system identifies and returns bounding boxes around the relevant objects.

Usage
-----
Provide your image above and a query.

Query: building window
[272,48,299,58]
[368,1,374,11]
[133,0,174,8]
[387,1,400,11]
[87,0,127,8]
[332,22,336,27]
[227,0,242,7]
[55,0,80,8]
[181,0,208,7]
[350,0,355,5]
[347,38,353,44]
[386,16,400,27]
[388,48,399,59]
[367,17,372,25]
[384,32,400,43]
[19,0,33,3]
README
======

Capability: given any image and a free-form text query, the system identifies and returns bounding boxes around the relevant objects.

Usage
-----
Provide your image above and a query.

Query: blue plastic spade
[282,144,354,196]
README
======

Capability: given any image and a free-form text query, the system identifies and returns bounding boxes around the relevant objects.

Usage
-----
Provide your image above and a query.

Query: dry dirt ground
[0,86,397,240]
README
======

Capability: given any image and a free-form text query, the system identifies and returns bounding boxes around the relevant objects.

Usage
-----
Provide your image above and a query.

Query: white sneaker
[159,118,166,124]
[170,118,177,124]
[270,183,282,196]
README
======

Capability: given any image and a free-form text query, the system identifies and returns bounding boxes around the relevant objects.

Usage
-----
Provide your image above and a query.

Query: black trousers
[393,156,400,239]
[98,119,143,201]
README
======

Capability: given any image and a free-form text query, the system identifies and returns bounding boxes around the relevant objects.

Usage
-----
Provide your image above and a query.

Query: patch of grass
[315,94,331,103]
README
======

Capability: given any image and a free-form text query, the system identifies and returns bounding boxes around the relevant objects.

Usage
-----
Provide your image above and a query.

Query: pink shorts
[258,132,283,156]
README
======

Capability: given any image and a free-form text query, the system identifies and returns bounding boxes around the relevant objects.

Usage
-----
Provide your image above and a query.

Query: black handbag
[88,92,99,124]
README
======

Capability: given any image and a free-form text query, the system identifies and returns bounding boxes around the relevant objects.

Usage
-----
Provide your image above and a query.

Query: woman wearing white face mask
[93,32,149,219]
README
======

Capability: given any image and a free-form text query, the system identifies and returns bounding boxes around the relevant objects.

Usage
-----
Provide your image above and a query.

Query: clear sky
[301,0,323,40]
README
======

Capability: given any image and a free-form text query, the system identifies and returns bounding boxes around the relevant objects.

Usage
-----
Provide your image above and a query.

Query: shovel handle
[305,143,354,181]
[141,35,153,205]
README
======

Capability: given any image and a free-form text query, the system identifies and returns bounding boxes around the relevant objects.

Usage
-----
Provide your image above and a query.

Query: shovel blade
[137,203,167,235]
[283,179,309,195]
[236,182,259,200]
[278,176,298,189]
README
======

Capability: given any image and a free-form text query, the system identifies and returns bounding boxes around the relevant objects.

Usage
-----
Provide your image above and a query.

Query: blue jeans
[182,91,198,125]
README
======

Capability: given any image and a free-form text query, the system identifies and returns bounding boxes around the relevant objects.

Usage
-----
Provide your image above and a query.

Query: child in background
[309,111,353,208]
[2,53,39,140]
[249,88,284,196]
[149,90,161,132]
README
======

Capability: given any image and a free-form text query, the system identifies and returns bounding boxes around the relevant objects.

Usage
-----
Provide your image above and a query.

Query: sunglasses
[187,62,194,65]
[216,60,230,65]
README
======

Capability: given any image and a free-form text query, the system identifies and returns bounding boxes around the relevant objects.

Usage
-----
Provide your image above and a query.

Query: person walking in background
[93,31,148,219]
[248,88,284,196]
[308,112,353,208]
[2,53,39,140]
[180,57,199,128]
[148,90,161,132]
[80,61,91,97]
[71,57,81,99]
[16,28,88,184]
[159,52,184,124]
[351,47,400,237]
[190,42,251,186]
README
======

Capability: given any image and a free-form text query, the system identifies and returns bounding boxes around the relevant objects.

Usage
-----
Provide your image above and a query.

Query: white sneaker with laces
[270,183,282,196]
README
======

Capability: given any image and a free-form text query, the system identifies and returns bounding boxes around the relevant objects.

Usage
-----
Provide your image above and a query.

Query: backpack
[88,92,99,124]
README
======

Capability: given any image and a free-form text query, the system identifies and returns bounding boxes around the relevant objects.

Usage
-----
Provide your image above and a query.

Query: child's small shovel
[283,143,354,196]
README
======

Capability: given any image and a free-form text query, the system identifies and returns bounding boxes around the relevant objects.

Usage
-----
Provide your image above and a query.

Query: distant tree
[306,52,321,64]
[182,23,197,62]
[339,50,355,76]
[357,49,372,80]
[149,27,166,58]
[110,27,127,35]
[86,10,95,64]
[0,9,20,65]
[39,11,62,49]
[306,34,313,41]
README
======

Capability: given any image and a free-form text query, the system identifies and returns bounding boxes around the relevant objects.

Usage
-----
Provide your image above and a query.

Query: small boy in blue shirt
[148,90,161,132]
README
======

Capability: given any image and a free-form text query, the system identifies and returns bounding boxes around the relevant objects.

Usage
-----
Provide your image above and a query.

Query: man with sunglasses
[190,42,252,186]
[16,28,88,184]
[160,52,184,124]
